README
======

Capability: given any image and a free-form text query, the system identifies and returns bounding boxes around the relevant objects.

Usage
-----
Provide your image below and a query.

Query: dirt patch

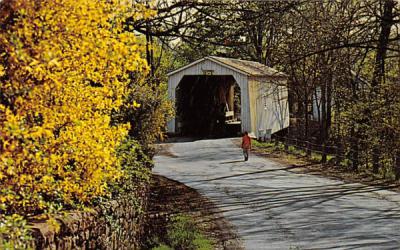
[144,174,243,250]
[231,138,400,193]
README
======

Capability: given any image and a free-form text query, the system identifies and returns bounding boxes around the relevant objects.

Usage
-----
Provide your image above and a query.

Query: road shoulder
[145,174,244,250]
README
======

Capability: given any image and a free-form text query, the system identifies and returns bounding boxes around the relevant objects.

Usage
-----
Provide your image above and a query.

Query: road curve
[154,138,400,250]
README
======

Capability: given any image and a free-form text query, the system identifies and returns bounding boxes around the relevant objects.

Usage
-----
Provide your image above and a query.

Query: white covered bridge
[167,56,289,139]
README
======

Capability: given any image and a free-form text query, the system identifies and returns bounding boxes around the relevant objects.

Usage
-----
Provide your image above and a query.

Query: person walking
[241,131,251,161]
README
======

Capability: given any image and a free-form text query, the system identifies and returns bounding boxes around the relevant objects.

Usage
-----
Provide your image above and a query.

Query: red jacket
[242,135,251,149]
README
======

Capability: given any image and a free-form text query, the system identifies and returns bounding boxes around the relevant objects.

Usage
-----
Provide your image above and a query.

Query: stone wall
[29,184,149,250]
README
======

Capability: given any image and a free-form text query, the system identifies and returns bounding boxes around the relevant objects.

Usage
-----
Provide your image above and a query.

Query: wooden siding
[252,77,290,138]
[248,77,259,135]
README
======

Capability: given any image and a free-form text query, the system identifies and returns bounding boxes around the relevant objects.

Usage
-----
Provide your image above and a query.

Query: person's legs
[243,149,249,161]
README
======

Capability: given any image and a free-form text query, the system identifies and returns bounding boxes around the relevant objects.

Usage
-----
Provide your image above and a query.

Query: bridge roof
[167,56,286,77]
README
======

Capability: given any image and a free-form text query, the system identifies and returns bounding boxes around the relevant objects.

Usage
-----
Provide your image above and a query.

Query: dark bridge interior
[176,75,241,138]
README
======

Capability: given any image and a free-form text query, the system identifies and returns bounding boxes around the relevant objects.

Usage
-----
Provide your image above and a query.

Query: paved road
[154,138,400,250]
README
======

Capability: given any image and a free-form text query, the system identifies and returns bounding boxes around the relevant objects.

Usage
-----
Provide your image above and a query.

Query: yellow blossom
[0,0,152,214]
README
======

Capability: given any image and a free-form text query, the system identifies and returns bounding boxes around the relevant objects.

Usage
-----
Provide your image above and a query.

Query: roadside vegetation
[252,139,335,166]
[151,215,214,250]
[0,0,172,248]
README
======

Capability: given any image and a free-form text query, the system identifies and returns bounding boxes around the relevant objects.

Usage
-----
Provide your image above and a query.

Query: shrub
[151,244,173,250]
[167,215,213,250]
[0,214,32,250]
[112,137,152,197]
[113,77,174,154]
[0,0,151,215]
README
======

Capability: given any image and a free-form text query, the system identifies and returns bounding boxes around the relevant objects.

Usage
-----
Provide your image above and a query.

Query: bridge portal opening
[176,75,241,138]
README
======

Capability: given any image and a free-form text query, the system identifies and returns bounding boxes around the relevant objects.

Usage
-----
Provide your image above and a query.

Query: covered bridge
[167,56,289,139]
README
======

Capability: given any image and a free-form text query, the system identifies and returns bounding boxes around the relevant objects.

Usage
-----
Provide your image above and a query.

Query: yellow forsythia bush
[0,0,153,214]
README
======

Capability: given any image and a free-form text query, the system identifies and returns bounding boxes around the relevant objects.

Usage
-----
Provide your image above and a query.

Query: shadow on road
[220,160,245,164]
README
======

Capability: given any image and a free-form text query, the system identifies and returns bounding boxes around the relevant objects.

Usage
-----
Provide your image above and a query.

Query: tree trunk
[349,125,359,171]
[320,80,327,164]
[372,0,396,88]
[395,153,400,180]
[255,20,264,63]
[371,0,396,173]
[304,95,311,157]
[145,21,155,76]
